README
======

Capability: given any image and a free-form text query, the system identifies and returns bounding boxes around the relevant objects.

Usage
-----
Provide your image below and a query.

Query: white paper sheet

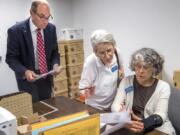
[34,70,55,81]
[100,111,131,135]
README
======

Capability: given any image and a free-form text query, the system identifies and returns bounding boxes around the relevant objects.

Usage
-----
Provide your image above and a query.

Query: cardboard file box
[173,70,180,89]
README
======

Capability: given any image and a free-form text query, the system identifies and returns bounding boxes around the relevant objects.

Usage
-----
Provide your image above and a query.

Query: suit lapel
[43,27,50,58]
[22,19,35,65]
[43,27,49,50]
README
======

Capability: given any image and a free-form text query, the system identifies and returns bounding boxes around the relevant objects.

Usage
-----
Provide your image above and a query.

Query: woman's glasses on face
[97,48,114,58]
[134,63,153,72]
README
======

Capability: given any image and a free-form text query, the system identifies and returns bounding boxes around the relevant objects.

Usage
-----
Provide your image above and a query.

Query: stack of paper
[100,111,131,135]
[31,111,100,135]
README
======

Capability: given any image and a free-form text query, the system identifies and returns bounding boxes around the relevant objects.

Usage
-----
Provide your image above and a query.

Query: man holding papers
[6,0,61,102]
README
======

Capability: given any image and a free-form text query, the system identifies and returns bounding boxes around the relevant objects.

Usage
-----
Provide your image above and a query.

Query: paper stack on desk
[31,111,100,135]
[100,111,131,135]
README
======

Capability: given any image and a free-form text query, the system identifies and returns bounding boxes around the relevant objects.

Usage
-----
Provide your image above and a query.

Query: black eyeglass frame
[35,12,53,20]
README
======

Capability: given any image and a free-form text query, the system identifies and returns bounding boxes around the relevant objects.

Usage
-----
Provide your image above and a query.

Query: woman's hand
[79,86,96,99]
[84,86,96,98]
[131,111,142,121]
[125,120,144,133]
[118,68,124,79]
[124,110,144,133]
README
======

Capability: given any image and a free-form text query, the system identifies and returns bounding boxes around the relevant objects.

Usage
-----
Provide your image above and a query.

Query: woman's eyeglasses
[97,48,114,58]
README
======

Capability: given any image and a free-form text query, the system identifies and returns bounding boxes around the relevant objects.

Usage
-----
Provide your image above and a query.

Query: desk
[33,96,104,119]
[33,96,165,135]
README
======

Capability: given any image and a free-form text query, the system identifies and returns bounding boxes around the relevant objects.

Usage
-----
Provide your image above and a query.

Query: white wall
[0,0,72,95]
[72,0,180,83]
[50,0,73,40]
[0,0,32,95]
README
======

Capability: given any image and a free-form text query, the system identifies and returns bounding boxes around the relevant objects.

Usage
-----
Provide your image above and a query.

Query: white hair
[90,29,116,50]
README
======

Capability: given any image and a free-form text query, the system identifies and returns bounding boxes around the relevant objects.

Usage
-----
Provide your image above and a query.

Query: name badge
[125,86,133,94]
[111,65,118,72]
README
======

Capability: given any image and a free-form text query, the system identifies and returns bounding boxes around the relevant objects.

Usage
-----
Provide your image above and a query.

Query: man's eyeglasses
[35,12,53,21]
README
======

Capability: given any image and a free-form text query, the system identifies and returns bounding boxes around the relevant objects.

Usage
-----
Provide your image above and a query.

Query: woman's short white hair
[90,29,116,50]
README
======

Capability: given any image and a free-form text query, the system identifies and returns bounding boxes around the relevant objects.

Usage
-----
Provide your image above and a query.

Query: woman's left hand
[84,86,96,98]
[124,110,144,133]
[118,68,124,79]
[125,120,144,133]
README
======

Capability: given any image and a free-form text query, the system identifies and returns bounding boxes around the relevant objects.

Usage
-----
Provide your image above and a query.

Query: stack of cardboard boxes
[53,40,84,98]
[65,40,84,98]
[52,42,68,97]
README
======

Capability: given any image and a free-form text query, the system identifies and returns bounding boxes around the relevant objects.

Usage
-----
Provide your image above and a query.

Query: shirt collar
[29,17,39,33]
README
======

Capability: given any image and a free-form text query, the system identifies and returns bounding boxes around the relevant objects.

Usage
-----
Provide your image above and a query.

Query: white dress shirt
[29,18,45,70]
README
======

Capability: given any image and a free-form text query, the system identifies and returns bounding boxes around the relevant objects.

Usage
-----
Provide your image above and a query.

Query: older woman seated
[111,48,176,135]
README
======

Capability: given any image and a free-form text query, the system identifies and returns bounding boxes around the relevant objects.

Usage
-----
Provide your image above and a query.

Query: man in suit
[6,0,61,102]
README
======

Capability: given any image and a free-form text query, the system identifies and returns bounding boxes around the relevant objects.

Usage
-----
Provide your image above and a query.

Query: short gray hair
[130,48,164,76]
[30,0,49,13]
[90,29,116,50]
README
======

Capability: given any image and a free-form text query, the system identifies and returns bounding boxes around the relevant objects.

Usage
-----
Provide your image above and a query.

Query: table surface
[33,96,104,119]
[33,96,167,135]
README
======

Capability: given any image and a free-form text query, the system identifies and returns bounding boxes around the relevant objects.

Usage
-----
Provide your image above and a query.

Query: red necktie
[37,29,48,74]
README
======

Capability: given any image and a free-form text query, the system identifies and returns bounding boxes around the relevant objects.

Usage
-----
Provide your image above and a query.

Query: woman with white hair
[79,29,124,110]
[111,48,176,135]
